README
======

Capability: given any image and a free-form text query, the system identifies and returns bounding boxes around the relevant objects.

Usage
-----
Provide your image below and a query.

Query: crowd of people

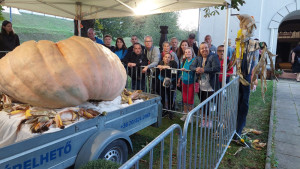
[1,20,288,132]
[0,20,246,126]
[87,30,240,124]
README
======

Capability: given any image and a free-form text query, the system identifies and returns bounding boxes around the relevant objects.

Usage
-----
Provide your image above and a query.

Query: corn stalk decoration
[228,14,278,101]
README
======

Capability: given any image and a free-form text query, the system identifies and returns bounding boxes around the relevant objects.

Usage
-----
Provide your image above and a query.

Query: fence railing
[120,124,183,169]
[120,75,240,169]
[125,66,231,116]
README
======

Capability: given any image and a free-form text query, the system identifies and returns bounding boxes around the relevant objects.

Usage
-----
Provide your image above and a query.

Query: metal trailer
[0,93,162,169]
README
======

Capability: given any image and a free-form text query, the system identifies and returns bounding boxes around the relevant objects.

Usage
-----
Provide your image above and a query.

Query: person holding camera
[156,53,178,114]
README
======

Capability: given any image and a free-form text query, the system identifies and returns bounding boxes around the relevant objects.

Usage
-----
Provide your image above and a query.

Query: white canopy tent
[0,0,228,20]
[0,0,231,86]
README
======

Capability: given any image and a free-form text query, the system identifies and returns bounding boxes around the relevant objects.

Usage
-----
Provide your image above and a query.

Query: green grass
[130,80,274,168]
[2,12,149,47]
[214,80,273,169]
[3,12,73,43]
[270,82,278,168]
[80,158,120,169]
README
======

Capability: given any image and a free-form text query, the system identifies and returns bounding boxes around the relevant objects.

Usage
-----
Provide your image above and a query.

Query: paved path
[274,79,300,169]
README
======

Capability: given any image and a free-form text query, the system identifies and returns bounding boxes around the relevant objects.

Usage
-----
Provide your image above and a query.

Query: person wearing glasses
[142,35,160,73]
[143,35,161,94]
[217,45,233,88]
[190,42,220,127]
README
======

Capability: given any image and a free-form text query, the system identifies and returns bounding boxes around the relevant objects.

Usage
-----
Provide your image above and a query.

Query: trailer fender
[74,128,132,169]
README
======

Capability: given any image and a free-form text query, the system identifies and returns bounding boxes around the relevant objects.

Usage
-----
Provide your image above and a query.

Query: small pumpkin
[0,36,127,108]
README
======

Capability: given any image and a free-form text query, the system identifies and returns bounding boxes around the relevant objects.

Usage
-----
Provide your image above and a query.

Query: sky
[177,9,200,31]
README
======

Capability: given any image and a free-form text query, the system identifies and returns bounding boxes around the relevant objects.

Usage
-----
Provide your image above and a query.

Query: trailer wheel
[99,139,128,164]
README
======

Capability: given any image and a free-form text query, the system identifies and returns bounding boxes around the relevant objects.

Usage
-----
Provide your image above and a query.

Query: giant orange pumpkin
[0,36,127,108]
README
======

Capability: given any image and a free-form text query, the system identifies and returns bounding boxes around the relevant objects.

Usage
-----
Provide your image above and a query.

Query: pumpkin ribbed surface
[0,36,127,108]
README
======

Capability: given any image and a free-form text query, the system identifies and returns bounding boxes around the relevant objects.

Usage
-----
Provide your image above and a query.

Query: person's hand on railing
[128,63,136,68]
[142,66,148,73]
[180,68,187,72]
[157,65,170,71]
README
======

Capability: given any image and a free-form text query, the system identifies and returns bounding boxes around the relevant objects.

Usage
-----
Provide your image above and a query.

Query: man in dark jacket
[123,43,148,91]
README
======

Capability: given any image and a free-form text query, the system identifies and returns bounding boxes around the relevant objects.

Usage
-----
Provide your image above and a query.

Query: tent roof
[0,0,229,20]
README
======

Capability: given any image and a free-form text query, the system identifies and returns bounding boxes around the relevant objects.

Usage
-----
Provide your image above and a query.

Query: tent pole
[76,2,82,37]
[222,3,231,87]
[9,7,12,22]
[78,20,81,36]
[197,8,201,45]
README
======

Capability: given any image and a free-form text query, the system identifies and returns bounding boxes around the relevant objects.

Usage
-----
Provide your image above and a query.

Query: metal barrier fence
[120,124,183,169]
[120,75,240,169]
[125,66,228,116]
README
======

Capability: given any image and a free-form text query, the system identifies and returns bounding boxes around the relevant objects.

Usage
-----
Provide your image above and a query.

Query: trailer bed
[0,93,162,169]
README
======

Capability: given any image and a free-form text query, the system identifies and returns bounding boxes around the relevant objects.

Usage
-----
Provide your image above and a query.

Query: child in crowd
[178,47,196,121]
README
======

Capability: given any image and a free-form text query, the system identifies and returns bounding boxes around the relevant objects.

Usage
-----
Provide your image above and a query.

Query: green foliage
[142,12,180,46]
[274,69,283,75]
[129,16,147,40]
[203,0,246,18]
[0,6,4,21]
[203,6,220,18]
[80,159,120,169]
[94,12,193,46]
[95,16,133,40]
[230,0,246,10]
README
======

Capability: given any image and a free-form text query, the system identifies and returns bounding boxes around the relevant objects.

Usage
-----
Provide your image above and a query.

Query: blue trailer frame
[0,93,162,169]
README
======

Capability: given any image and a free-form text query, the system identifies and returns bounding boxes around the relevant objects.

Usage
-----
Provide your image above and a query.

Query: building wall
[198,0,297,54]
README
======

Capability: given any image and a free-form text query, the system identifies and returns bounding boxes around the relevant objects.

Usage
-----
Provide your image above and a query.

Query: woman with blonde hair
[179,47,196,121]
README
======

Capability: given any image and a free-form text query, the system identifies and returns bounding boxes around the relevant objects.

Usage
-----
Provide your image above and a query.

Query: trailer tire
[99,139,128,164]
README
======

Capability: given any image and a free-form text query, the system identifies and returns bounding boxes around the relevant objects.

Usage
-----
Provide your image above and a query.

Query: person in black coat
[291,43,300,81]
[0,20,20,58]
[123,43,148,91]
